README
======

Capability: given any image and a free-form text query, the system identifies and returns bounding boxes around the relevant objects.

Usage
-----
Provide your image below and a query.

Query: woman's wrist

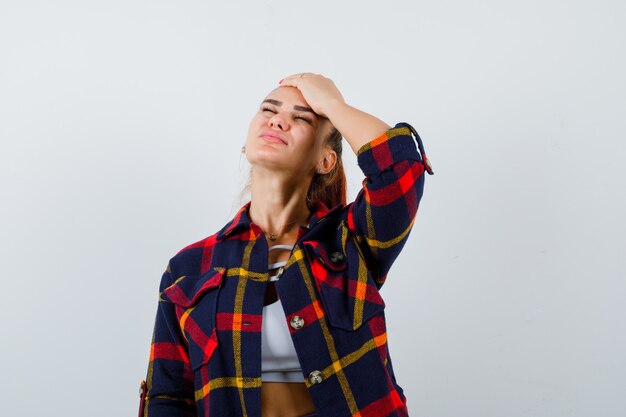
[323,101,391,155]
[321,98,348,120]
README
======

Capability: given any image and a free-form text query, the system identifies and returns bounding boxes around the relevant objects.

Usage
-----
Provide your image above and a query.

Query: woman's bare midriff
[262,233,317,417]
[261,381,316,417]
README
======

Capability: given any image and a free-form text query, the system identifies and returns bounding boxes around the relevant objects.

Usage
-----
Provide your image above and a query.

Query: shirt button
[329,251,345,263]
[290,315,304,329]
[308,370,323,384]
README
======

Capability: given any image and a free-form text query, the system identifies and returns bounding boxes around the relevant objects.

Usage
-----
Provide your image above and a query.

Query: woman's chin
[248,154,293,170]
[250,146,289,160]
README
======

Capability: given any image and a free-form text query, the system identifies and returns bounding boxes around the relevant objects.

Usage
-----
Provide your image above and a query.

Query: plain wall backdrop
[1,1,625,416]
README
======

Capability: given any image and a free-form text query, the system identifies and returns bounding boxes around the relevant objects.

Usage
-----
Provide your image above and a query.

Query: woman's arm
[340,122,430,290]
[279,73,433,289]
[139,265,196,417]
[323,100,391,155]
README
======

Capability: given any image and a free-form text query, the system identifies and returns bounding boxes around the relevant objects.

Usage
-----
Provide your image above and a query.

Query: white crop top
[261,244,304,382]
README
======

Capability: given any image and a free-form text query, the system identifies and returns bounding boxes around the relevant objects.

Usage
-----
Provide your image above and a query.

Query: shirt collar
[216,199,342,242]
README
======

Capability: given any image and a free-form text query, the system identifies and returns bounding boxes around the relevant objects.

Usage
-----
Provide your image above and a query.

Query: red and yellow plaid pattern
[139,122,432,417]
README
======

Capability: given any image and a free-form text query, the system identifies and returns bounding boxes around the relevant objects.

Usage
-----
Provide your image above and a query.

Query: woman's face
[244,86,332,176]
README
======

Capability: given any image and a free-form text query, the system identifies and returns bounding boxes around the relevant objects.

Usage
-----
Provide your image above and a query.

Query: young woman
[139,72,433,417]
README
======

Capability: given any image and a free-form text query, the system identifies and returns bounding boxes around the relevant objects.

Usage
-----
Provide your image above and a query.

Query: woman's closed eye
[261,107,312,124]
[295,115,313,124]
[261,106,275,114]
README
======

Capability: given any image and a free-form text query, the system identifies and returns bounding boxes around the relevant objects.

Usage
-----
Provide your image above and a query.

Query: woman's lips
[260,134,287,144]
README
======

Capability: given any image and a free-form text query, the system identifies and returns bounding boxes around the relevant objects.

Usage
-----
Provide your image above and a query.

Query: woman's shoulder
[165,230,222,279]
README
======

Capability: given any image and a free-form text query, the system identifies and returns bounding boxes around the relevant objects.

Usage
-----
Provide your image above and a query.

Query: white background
[1,1,625,416]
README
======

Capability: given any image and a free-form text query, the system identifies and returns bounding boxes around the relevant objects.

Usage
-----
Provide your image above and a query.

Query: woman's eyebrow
[261,99,319,117]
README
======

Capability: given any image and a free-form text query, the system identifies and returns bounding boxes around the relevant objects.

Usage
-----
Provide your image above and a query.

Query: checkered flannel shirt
[139,122,433,417]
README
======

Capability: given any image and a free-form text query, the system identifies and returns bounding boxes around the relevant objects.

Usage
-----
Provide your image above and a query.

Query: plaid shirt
[139,122,433,417]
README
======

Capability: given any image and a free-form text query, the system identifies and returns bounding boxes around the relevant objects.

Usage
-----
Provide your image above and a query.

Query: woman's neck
[248,168,312,239]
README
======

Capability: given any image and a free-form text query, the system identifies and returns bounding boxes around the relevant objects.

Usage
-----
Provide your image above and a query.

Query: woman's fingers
[277,73,344,118]
[280,72,317,83]
[278,73,314,87]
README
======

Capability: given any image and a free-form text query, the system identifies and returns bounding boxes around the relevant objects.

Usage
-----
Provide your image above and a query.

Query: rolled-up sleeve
[343,122,433,290]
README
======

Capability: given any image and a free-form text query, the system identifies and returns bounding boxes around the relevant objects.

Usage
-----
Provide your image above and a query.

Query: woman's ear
[318,149,337,174]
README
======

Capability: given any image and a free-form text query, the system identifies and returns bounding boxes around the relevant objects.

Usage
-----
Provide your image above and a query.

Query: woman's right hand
[278,72,346,119]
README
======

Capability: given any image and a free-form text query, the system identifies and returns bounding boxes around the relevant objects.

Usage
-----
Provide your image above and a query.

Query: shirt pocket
[162,267,225,371]
[301,221,385,331]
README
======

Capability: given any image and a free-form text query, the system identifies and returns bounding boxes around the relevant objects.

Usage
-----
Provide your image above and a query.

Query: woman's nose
[268,114,288,130]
